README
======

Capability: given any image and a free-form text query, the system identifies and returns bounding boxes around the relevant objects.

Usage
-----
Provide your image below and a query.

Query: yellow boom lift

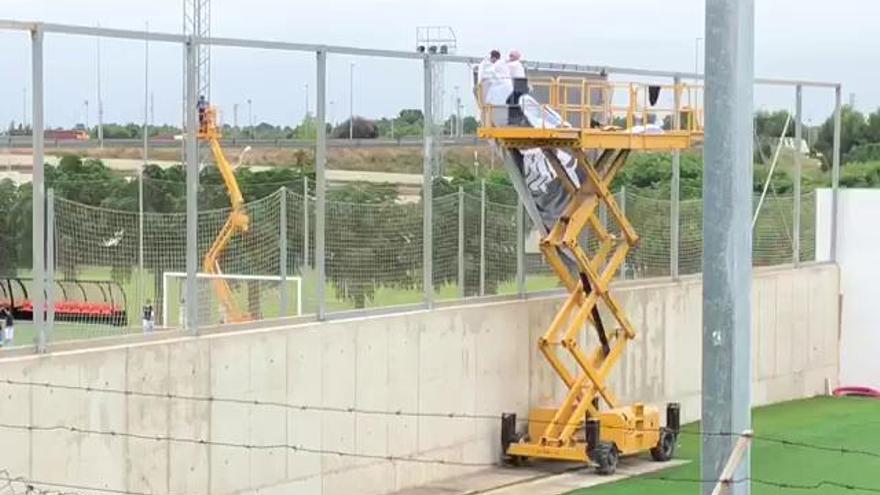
[478,77,702,474]
[198,106,250,322]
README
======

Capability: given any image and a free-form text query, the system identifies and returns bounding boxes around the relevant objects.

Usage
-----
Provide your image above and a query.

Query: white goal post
[161,272,303,327]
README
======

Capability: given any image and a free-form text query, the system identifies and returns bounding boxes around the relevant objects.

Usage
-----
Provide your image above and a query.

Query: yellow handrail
[476,77,704,133]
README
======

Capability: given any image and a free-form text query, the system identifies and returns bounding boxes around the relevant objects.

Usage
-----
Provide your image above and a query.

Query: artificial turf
[567,396,880,495]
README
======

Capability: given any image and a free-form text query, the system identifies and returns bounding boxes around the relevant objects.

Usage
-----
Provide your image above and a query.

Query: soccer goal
[161,272,303,327]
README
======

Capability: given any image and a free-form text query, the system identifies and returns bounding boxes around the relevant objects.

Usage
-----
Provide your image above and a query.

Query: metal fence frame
[0,19,841,347]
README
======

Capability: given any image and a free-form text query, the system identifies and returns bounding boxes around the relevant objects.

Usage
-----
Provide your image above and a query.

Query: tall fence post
[31,25,46,352]
[793,85,802,266]
[457,186,465,299]
[422,55,435,309]
[315,50,327,320]
[830,85,842,262]
[44,188,55,351]
[139,24,148,338]
[671,75,681,279]
[279,187,289,318]
[479,179,486,297]
[618,185,627,281]
[303,178,309,268]
[516,195,525,297]
[184,36,199,335]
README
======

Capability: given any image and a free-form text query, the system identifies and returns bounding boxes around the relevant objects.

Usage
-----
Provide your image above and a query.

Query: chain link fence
[3,181,818,346]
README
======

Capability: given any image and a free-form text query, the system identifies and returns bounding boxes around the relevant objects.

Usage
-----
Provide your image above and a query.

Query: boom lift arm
[199,106,250,322]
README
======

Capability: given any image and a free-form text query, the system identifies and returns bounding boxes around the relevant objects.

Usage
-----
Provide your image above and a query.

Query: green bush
[845,143,880,164]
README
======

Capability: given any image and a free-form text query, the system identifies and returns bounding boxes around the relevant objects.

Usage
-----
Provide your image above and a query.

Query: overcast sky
[0,0,875,129]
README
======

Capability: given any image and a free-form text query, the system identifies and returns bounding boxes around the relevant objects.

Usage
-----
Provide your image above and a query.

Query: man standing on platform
[506,50,527,125]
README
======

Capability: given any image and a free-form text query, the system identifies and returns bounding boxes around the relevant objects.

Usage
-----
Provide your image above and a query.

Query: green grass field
[568,397,880,495]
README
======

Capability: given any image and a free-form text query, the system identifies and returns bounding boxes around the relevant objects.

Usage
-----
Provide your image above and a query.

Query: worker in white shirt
[476,50,502,103]
[475,49,514,126]
[506,50,527,125]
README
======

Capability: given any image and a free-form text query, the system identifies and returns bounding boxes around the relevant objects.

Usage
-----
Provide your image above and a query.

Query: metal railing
[0,18,842,346]
[477,77,704,133]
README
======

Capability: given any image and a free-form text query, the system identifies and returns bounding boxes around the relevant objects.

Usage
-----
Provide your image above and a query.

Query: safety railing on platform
[476,77,703,133]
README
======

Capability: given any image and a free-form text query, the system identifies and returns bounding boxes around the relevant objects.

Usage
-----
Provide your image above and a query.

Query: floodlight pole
[701,1,754,494]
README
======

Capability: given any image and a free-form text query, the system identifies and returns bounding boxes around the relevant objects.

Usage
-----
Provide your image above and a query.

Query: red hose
[833,386,880,398]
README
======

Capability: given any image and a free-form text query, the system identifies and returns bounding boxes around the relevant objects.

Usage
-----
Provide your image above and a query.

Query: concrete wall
[0,264,839,495]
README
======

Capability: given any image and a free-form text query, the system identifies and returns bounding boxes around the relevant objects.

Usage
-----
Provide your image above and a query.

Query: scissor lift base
[506,404,662,463]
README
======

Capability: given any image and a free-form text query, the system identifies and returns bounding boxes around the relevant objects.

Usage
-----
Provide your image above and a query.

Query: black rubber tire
[650,428,677,462]
[594,442,619,475]
[502,432,528,467]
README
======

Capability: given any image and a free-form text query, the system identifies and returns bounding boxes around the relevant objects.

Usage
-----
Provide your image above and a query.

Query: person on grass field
[142,299,155,334]
[0,306,14,346]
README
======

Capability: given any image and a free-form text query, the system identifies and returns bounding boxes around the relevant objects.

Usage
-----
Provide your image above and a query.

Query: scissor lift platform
[478,127,697,151]
[479,77,700,474]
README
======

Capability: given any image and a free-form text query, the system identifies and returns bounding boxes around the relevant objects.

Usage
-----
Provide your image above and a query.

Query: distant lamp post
[349,62,355,140]
[329,100,335,127]
[304,83,310,119]
[247,98,254,140]
[695,37,704,79]
[233,103,239,138]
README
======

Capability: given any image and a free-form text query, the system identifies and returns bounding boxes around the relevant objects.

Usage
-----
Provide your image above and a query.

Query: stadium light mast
[182,0,211,153]
[183,0,211,102]
[182,0,211,333]
[415,26,457,176]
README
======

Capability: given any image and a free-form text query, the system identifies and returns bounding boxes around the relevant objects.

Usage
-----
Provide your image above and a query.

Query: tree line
[4,109,480,141]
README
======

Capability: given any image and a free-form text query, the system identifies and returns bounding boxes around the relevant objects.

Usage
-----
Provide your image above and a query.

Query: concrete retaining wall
[0,264,839,495]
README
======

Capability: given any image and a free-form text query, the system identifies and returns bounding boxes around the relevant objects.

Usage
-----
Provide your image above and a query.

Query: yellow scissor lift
[478,77,702,474]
